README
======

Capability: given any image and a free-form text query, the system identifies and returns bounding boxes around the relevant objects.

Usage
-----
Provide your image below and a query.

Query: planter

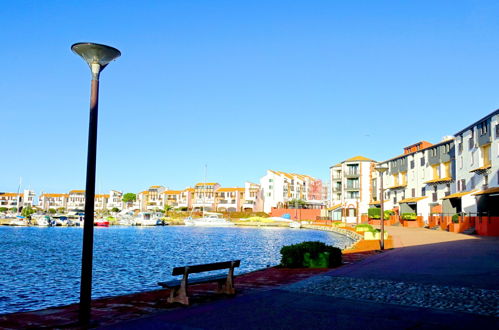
[449,223,463,233]
[403,220,420,228]
[303,252,330,268]
[364,231,388,240]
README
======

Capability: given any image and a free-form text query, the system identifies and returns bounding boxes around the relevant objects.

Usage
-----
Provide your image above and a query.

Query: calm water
[0,226,352,314]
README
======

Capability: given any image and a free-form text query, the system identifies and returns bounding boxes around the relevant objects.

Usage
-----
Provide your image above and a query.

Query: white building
[192,183,220,211]
[39,193,68,211]
[451,109,499,216]
[138,185,166,211]
[67,190,86,210]
[242,182,263,212]
[329,156,377,223]
[260,170,325,213]
[107,190,123,210]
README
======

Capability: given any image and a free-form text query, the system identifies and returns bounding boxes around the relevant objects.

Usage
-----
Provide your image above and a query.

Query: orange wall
[270,208,321,221]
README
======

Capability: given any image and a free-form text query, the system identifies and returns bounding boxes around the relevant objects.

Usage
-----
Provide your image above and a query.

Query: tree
[122,193,136,208]
[164,204,173,216]
[48,208,57,214]
[111,207,120,213]
[21,205,35,218]
[0,207,8,213]
[57,207,66,214]
[288,199,307,209]
[9,207,18,213]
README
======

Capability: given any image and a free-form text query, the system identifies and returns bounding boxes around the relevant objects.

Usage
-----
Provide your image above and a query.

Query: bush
[355,224,374,232]
[48,208,57,214]
[452,214,460,223]
[401,213,417,220]
[0,207,8,212]
[368,208,381,219]
[280,241,342,268]
[111,207,120,213]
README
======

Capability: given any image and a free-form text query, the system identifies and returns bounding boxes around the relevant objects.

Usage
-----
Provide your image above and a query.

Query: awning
[442,190,477,199]
[327,204,342,211]
[472,187,499,196]
[425,177,453,184]
[398,196,428,204]
[388,184,407,190]
[469,164,491,173]
[368,200,389,205]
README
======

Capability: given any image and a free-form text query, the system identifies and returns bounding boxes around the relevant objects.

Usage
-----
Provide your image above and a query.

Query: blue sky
[2,0,499,194]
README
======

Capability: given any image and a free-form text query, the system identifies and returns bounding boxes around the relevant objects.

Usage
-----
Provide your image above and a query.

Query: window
[411,188,415,197]
[469,136,474,150]
[410,160,415,169]
[496,124,499,138]
[458,141,463,153]
[420,157,425,166]
[421,187,426,196]
[459,156,463,169]
[470,177,475,189]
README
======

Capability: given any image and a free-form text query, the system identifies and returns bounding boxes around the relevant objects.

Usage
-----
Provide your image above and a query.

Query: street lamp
[375,165,388,250]
[72,42,120,325]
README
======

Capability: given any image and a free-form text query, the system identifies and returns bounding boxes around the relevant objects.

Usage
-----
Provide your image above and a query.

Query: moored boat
[184,212,234,227]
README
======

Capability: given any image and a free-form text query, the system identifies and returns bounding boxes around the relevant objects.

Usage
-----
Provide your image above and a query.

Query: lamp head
[71,42,121,79]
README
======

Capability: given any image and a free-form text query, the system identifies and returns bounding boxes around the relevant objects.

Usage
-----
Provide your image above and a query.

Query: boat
[34,215,53,227]
[9,216,28,226]
[134,212,162,226]
[289,221,301,229]
[94,218,110,227]
[184,212,235,227]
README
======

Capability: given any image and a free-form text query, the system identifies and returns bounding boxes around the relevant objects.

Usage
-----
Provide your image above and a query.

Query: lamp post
[71,42,120,325]
[375,165,388,250]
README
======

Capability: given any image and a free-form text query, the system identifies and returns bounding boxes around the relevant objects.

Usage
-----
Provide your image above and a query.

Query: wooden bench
[158,260,240,305]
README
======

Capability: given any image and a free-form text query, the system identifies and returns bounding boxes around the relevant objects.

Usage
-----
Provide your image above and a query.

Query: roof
[454,108,499,136]
[216,188,245,192]
[163,190,181,195]
[195,182,218,186]
[368,200,389,205]
[442,190,477,199]
[329,163,342,168]
[398,196,427,204]
[41,193,68,198]
[327,204,342,211]
[424,177,453,184]
[472,187,499,196]
[0,192,21,197]
[95,194,110,198]
[183,188,195,192]
[269,170,315,181]
[139,191,149,195]
[381,139,453,164]
[344,156,374,162]
[149,185,163,189]
[69,190,85,194]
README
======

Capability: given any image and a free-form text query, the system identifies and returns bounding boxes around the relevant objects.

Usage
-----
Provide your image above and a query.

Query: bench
[158,260,240,305]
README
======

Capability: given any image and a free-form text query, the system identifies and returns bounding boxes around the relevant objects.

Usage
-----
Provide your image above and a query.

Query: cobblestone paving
[284,276,499,317]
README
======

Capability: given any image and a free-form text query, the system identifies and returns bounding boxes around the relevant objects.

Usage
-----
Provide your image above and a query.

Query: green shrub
[280,241,342,268]
[368,208,381,219]
[355,224,374,232]
[401,213,417,220]
[452,214,460,223]
[0,207,8,212]
[385,210,395,216]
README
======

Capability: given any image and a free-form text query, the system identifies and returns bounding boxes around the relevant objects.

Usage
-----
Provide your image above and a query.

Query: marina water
[0,226,353,314]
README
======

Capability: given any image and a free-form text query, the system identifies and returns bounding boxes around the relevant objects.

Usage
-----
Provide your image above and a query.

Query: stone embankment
[301,224,363,250]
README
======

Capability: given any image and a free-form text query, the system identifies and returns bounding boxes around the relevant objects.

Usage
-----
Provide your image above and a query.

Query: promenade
[106,227,499,330]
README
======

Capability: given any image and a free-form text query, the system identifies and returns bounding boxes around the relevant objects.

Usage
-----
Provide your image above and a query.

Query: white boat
[10,217,28,226]
[184,212,235,227]
[34,215,53,227]
[289,221,301,229]
[135,212,162,226]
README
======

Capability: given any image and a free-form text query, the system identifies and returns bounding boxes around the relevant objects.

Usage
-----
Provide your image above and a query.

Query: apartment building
[260,170,325,213]
[192,183,220,211]
[138,185,166,211]
[451,109,499,216]
[163,190,181,208]
[95,194,110,210]
[215,187,245,212]
[67,190,86,210]
[178,188,194,210]
[39,193,68,211]
[107,190,123,210]
[329,156,377,223]
[0,193,22,210]
[242,182,263,212]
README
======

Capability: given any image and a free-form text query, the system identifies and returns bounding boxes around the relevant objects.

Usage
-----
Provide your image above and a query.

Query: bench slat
[158,274,228,288]
[171,260,240,276]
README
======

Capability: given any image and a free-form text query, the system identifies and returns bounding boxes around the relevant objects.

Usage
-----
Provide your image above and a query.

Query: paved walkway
[106,228,499,329]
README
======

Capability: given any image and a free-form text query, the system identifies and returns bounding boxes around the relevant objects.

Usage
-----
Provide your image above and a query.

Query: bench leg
[216,278,236,295]
[167,278,190,305]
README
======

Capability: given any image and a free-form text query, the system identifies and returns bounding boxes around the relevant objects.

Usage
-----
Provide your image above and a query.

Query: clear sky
[2,0,499,195]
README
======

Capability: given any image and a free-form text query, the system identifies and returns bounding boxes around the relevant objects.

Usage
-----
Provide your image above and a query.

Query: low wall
[302,224,362,250]
[270,208,321,221]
